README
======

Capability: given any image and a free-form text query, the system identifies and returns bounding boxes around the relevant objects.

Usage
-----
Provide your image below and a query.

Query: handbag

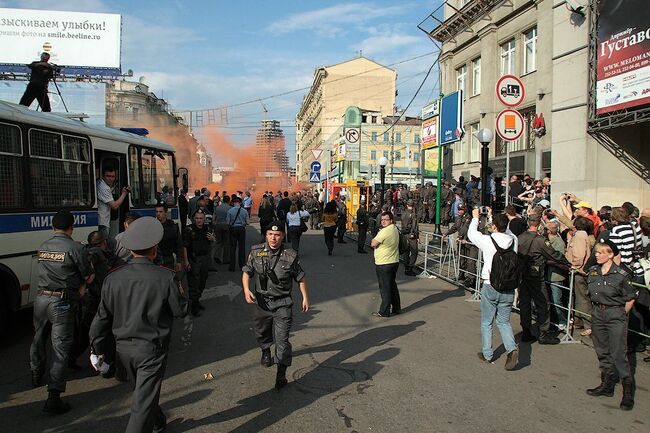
[300,219,308,233]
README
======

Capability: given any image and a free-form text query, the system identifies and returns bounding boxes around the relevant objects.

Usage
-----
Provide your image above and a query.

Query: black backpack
[490,236,520,292]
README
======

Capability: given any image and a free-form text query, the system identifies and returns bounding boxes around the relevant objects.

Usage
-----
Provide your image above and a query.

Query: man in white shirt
[96,166,130,238]
[467,208,519,370]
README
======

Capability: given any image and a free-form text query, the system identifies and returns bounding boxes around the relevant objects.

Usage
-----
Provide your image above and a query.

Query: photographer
[19,52,58,112]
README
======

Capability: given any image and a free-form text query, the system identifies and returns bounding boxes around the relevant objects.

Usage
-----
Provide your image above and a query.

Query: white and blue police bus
[0,100,188,334]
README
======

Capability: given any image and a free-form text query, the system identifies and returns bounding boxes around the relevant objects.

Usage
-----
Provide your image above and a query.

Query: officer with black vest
[517,214,571,344]
[155,202,183,272]
[183,208,214,316]
[242,220,310,390]
[30,210,92,414]
[400,199,419,276]
[89,216,188,433]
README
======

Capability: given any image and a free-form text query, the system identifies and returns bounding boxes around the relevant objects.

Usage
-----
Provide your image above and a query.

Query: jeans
[30,293,75,392]
[480,283,517,360]
[376,262,401,316]
[548,280,568,326]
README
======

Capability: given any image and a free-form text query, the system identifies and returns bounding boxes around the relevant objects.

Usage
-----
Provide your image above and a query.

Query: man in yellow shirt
[370,211,401,317]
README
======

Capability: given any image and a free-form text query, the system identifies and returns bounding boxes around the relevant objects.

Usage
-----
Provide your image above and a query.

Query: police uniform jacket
[357,207,369,226]
[89,257,188,355]
[38,233,91,293]
[446,214,471,239]
[517,230,571,277]
[183,224,212,260]
[587,263,638,307]
[400,209,419,238]
[243,243,305,298]
[158,219,182,262]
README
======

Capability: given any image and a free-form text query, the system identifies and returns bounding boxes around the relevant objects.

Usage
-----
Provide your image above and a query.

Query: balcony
[419,0,503,44]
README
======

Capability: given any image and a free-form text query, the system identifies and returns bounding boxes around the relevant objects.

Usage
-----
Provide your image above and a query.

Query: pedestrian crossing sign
[309,171,321,183]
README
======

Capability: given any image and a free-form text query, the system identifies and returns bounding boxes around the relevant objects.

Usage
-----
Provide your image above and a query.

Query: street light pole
[379,156,388,210]
[475,128,494,206]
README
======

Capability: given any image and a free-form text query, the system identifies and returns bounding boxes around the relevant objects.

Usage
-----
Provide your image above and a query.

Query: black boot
[521,328,537,343]
[586,372,616,397]
[538,332,560,345]
[275,364,288,390]
[620,377,635,410]
[43,392,71,415]
[260,349,273,368]
[190,301,202,317]
[404,267,416,276]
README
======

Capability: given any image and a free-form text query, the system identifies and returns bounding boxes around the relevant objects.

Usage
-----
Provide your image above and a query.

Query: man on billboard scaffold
[19,52,59,112]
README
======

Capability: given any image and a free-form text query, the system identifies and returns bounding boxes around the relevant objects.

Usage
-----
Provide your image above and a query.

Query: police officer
[444,205,476,288]
[155,202,183,272]
[69,230,125,378]
[441,181,453,226]
[242,220,309,390]
[30,210,92,414]
[89,217,188,433]
[401,199,419,276]
[336,195,348,243]
[357,202,369,254]
[586,239,638,410]
[183,208,214,316]
[517,214,571,344]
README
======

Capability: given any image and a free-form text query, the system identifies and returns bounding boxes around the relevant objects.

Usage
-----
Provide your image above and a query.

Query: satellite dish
[139,76,146,84]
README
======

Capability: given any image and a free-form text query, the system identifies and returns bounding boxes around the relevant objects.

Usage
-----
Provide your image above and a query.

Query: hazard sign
[496,109,524,141]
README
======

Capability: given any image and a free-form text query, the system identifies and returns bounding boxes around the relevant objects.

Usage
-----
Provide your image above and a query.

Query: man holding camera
[19,52,58,112]
[242,220,309,390]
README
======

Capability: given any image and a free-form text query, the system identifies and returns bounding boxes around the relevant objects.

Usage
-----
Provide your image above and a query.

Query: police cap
[121,216,163,250]
[52,210,74,230]
[598,238,620,256]
[267,220,285,233]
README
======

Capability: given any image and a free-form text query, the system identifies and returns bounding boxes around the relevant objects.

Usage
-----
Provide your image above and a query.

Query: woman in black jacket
[258,196,276,241]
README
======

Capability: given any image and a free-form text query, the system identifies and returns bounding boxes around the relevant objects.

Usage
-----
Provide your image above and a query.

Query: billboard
[596,0,650,114]
[0,8,121,76]
[439,90,465,145]
[423,148,439,176]
[421,116,438,150]
[0,81,107,125]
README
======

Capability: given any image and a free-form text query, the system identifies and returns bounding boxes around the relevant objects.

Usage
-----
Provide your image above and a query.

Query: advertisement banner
[439,90,465,145]
[421,100,439,120]
[423,148,439,176]
[421,116,438,150]
[0,8,121,75]
[596,0,650,114]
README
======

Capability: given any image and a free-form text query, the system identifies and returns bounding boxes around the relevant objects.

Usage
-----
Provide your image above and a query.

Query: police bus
[0,100,187,334]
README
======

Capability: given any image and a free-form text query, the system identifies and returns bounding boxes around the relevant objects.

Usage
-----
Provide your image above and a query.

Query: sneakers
[477,352,492,364]
[371,312,389,318]
[504,349,519,371]
[43,396,71,415]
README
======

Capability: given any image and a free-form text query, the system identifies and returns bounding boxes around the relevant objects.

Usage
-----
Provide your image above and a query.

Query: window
[0,123,24,209]
[128,146,142,205]
[371,131,378,142]
[383,150,389,159]
[395,151,401,161]
[371,116,377,124]
[29,129,92,208]
[523,27,537,74]
[453,133,466,164]
[395,132,402,143]
[139,148,176,206]
[501,39,516,75]
[414,152,420,162]
[362,115,368,123]
[495,107,536,155]
[383,132,389,142]
[414,133,420,144]
[470,123,480,162]
[456,64,467,95]
[472,58,481,95]
[370,150,377,160]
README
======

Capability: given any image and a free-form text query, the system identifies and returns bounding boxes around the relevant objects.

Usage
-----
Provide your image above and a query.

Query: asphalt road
[0,225,648,433]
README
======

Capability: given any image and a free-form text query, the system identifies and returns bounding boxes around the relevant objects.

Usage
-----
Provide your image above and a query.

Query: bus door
[95,150,129,237]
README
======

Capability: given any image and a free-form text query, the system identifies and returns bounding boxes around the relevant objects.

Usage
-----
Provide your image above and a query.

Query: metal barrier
[416,232,457,282]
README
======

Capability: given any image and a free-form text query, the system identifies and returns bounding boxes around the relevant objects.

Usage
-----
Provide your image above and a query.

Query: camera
[479,206,490,215]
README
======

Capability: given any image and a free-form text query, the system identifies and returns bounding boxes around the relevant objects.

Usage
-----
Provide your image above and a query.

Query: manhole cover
[293,365,357,393]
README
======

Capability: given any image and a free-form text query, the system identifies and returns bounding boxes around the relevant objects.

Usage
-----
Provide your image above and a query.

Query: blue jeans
[480,283,517,360]
[548,280,568,326]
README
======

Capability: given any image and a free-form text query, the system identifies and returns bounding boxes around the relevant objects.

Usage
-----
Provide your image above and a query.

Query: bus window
[29,129,92,208]
[0,123,24,209]
[140,148,175,206]
[128,146,142,205]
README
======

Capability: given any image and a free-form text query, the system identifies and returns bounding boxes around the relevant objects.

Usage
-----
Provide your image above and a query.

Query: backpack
[490,236,520,292]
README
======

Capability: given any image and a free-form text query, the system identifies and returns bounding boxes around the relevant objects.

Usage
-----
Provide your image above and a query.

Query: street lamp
[474,128,493,206]
[378,156,388,210]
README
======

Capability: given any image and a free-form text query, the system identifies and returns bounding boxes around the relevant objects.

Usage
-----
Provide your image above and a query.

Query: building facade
[295,57,397,182]
[426,0,650,208]
[255,120,290,175]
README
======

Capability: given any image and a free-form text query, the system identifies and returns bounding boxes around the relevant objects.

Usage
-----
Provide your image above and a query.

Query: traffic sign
[309,171,321,183]
[345,128,360,144]
[311,148,323,160]
[496,109,525,141]
[439,90,465,146]
[496,75,525,107]
[310,161,321,172]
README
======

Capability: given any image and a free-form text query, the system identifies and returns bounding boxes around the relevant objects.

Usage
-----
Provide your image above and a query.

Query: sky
[0,0,445,165]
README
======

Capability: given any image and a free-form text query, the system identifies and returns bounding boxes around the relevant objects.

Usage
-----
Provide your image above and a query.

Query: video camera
[479,206,490,215]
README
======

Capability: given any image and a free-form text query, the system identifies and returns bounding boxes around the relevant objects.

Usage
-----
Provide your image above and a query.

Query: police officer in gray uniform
[90,216,188,433]
[586,239,638,410]
[30,210,92,414]
[401,200,419,276]
[517,214,571,345]
[242,220,310,390]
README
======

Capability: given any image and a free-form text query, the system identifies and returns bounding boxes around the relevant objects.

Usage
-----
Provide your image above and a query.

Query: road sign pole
[435,145,442,235]
[505,141,510,207]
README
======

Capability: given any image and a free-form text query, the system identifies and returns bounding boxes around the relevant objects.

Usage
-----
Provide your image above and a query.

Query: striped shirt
[609,222,643,276]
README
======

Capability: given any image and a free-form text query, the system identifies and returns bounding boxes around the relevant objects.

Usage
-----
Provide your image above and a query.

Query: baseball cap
[574,201,593,209]
[538,199,550,209]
